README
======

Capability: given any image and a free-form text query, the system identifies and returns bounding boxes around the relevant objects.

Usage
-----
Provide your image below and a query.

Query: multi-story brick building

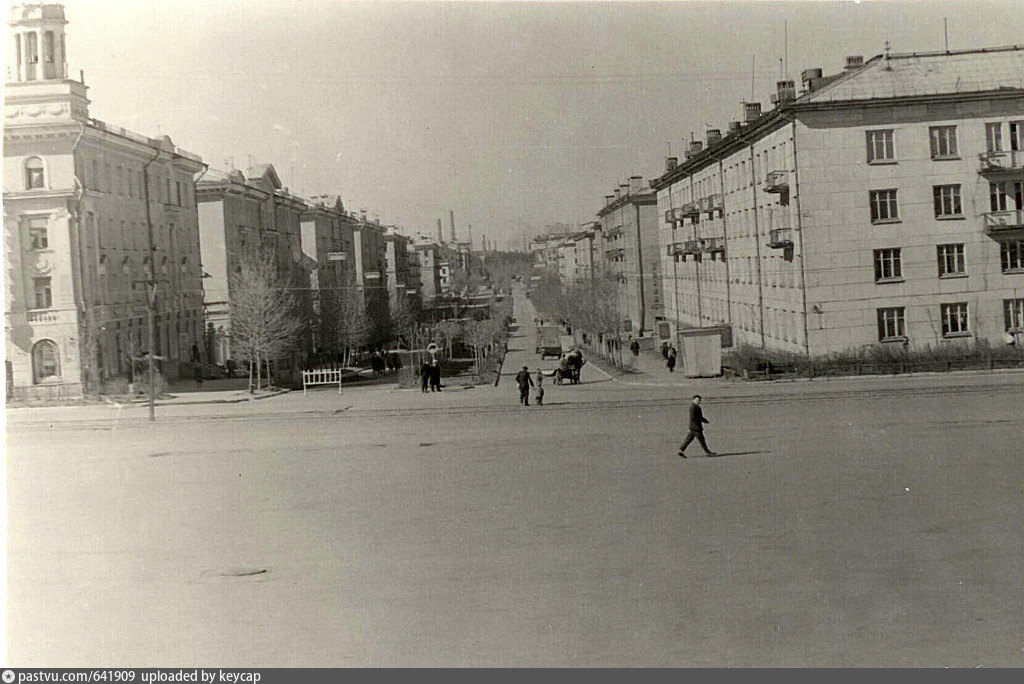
[196,164,311,367]
[384,229,420,311]
[653,47,1024,354]
[595,176,664,336]
[301,196,356,355]
[4,2,206,398]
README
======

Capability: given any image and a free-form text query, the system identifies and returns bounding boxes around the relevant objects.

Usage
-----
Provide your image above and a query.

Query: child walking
[535,369,545,406]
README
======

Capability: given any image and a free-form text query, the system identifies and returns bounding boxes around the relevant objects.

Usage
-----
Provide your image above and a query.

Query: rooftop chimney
[801,67,824,92]
[727,121,743,133]
[706,129,722,146]
[845,55,864,72]
[619,182,631,197]
[744,102,762,122]
[613,188,621,199]
[437,218,443,244]
[605,194,615,204]
[688,140,703,156]
[776,80,796,105]
[449,209,456,242]
[666,157,678,172]
[629,175,643,193]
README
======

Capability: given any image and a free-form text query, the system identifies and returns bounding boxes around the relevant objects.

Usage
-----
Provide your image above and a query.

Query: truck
[535,325,562,358]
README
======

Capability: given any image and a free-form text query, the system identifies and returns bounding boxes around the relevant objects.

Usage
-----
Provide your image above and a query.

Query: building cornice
[597,190,657,216]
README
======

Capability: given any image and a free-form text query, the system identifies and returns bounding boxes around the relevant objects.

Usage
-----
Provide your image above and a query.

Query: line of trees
[528,268,628,367]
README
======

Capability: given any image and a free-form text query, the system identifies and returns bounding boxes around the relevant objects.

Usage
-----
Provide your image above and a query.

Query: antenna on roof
[750,53,756,99]
[784,19,788,79]
[943,17,949,52]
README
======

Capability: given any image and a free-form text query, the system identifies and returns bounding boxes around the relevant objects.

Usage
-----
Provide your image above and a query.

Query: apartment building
[653,47,1024,354]
[196,164,311,367]
[384,229,421,311]
[4,2,206,398]
[301,196,356,355]
[596,176,664,336]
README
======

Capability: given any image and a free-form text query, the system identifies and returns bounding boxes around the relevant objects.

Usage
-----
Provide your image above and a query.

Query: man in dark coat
[429,358,442,392]
[515,365,534,405]
[420,360,431,392]
[679,394,716,457]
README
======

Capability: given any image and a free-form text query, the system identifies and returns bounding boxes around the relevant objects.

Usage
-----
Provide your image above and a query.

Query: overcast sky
[55,0,1022,248]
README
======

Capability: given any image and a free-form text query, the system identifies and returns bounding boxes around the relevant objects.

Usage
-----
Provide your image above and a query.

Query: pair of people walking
[420,358,442,392]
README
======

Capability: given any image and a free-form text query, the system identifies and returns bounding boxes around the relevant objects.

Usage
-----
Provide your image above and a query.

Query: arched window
[31,339,60,384]
[25,157,44,189]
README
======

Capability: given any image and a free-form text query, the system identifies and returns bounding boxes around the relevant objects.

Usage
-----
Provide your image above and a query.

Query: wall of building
[797,97,1024,353]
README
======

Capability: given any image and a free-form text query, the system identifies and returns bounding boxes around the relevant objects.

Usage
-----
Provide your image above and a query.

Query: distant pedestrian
[194,362,204,390]
[661,341,669,359]
[430,359,442,392]
[679,394,716,458]
[225,358,235,378]
[535,369,545,406]
[630,338,640,357]
[391,352,402,372]
[420,360,431,392]
[515,365,534,406]
[666,345,677,373]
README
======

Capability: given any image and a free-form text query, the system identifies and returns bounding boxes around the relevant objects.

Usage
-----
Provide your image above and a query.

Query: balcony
[682,239,701,255]
[703,193,723,216]
[680,202,700,220]
[701,236,725,254]
[979,150,1024,175]
[764,170,789,193]
[26,310,60,323]
[982,210,1024,236]
[767,227,793,249]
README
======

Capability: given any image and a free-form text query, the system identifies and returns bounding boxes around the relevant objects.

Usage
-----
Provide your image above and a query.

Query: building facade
[301,196,356,356]
[596,176,664,336]
[4,2,206,398]
[196,164,311,367]
[654,47,1024,355]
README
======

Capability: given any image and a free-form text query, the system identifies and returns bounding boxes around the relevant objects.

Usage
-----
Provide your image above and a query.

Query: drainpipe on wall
[749,142,767,349]
[666,182,681,338]
[690,174,703,324]
[788,117,811,356]
[715,157,733,327]
[142,146,163,421]
[634,200,646,336]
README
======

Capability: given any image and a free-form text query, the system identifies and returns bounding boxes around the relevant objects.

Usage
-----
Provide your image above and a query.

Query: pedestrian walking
[666,345,677,373]
[429,358,442,392]
[535,369,545,406]
[515,365,534,406]
[420,360,431,393]
[194,362,204,390]
[679,394,716,458]
[630,338,640,357]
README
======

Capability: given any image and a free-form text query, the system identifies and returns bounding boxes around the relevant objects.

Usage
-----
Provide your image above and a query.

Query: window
[33,277,52,309]
[990,181,1024,212]
[104,163,111,192]
[26,32,37,64]
[127,169,134,198]
[31,339,60,384]
[90,160,99,191]
[25,156,45,189]
[43,31,54,63]
[27,216,48,249]
[940,302,969,337]
[165,177,172,204]
[874,248,902,282]
[176,181,182,206]
[937,244,965,277]
[1005,298,1024,332]
[986,122,1003,152]
[933,184,962,218]
[1001,239,1024,272]
[929,126,958,159]
[866,129,895,162]
[877,307,905,341]
[869,189,899,223]
[1011,121,1024,152]
[121,220,129,249]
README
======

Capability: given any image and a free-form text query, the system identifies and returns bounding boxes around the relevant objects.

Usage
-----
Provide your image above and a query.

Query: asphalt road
[6,291,1023,666]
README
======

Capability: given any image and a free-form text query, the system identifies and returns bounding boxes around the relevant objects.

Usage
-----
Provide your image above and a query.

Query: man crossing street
[679,394,717,457]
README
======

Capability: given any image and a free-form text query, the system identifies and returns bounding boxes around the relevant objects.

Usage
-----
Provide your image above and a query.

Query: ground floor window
[1005,298,1024,332]
[877,307,905,341]
[32,339,60,383]
[940,302,970,337]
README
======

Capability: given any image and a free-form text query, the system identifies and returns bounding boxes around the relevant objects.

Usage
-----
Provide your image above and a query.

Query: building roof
[801,46,1024,104]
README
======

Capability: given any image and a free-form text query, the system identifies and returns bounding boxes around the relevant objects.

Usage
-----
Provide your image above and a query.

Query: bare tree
[230,252,302,392]
[389,290,417,347]
[335,283,367,366]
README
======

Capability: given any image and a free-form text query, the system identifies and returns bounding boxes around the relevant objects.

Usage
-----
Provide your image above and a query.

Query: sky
[47,0,1024,249]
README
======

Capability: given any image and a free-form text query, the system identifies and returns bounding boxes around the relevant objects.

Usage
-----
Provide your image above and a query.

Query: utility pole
[141,150,162,420]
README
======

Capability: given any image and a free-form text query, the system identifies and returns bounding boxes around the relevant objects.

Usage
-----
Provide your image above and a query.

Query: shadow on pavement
[705,450,770,458]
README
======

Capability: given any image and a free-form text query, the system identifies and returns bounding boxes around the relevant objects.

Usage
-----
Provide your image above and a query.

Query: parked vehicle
[536,325,562,358]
